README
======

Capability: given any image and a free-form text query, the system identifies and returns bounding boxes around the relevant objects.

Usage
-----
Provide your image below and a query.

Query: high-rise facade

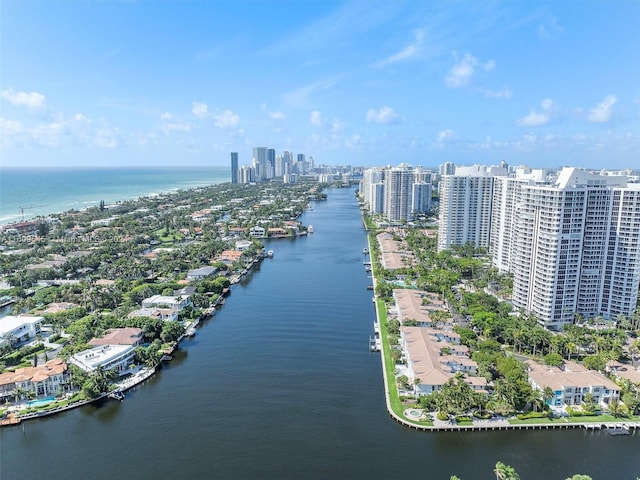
[230,152,238,184]
[437,174,495,251]
[506,168,640,329]
[438,165,640,330]
[253,147,268,181]
[384,164,414,222]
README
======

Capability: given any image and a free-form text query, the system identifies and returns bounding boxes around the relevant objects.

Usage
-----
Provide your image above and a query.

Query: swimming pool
[27,396,56,407]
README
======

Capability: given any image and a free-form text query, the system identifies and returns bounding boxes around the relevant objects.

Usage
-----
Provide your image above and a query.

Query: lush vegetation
[0,181,323,402]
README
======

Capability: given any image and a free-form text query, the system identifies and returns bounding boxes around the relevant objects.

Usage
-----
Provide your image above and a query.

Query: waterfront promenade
[365,222,640,434]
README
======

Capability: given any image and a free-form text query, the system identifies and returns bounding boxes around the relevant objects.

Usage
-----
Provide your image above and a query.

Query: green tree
[543,353,564,368]
[494,461,520,480]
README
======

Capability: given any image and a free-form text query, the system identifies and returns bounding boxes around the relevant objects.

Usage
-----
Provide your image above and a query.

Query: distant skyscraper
[437,172,494,251]
[267,148,276,180]
[439,162,455,176]
[230,152,238,184]
[384,164,414,222]
[253,147,268,181]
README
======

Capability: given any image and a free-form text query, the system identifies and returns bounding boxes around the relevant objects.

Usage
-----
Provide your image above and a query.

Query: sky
[1,0,639,170]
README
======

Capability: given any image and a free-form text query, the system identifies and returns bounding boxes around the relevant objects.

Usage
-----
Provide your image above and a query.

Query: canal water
[1,186,639,479]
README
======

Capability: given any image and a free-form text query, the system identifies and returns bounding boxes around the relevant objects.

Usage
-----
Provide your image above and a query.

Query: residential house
[0,316,44,346]
[527,360,621,407]
[0,358,68,400]
[88,328,144,347]
[69,344,136,376]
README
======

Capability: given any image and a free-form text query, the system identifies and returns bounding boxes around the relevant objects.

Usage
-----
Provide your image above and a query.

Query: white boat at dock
[308,225,314,233]
[266,250,274,258]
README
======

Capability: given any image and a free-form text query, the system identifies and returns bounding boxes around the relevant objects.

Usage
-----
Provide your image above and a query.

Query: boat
[185,326,196,337]
[362,248,369,254]
[108,391,125,401]
[308,225,314,233]
[267,250,274,258]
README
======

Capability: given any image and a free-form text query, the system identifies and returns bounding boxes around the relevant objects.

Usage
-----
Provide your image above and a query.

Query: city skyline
[1,1,639,169]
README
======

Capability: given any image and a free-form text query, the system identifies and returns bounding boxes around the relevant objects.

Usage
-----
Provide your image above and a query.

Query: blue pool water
[27,396,56,407]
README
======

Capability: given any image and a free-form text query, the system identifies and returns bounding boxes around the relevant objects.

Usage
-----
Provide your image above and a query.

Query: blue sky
[1,0,639,170]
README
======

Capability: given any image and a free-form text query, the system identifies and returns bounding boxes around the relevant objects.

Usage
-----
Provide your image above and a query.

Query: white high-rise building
[506,168,640,330]
[360,168,384,214]
[437,173,495,251]
[384,164,414,222]
[412,182,432,214]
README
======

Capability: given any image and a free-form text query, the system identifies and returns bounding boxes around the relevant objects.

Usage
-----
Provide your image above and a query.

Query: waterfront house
[69,344,136,376]
[235,239,252,251]
[0,316,44,346]
[88,328,144,347]
[527,360,621,408]
[128,307,179,322]
[187,266,218,281]
[249,226,266,238]
[141,294,191,311]
[38,302,78,314]
[267,227,288,237]
[393,289,448,326]
[0,358,68,400]
[376,231,417,270]
[399,326,486,395]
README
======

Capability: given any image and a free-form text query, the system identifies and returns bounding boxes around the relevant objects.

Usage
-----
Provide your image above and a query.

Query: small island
[0,180,326,425]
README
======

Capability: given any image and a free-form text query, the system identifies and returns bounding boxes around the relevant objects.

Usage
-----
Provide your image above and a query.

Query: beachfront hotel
[437,164,640,330]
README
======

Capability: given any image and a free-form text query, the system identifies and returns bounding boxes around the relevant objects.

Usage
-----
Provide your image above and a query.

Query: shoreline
[365,216,640,434]
[0,166,229,226]
[1,253,261,427]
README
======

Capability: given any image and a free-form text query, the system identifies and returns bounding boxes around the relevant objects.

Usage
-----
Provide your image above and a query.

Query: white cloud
[345,134,363,148]
[516,111,550,127]
[282,77,338,108]
[483,87,512,99]
[161,121,192,134]
[310,110,324,127]
[192,101,210,119]
[94,129,120,148]
[375,29,424,67]
[437,129,455,142]
[445,53,495,88]
[261,102,287,120]
[0,117,25,146]
[160,112,173,121]
[366,106,405,124]
[331,118,345,133]
[541,98,554,110]
[588,95,617,123]
[74,113,91,123]
[537,17,564,39]
[516,98,555,127]
[269,110,286,120]
[213,110,240,129]
[1,89,47,109]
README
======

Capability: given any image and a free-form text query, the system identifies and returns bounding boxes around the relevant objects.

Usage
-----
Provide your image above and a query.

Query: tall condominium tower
[252,147,269,181]
[230,152,238,184]
[437,173,495,251]
[267,148,276,180]
[360,168,384,213]
[507,168,640,330]
[439,161,455,176]
[384,164,414,222]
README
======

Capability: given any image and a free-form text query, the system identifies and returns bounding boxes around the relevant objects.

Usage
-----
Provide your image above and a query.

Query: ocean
[0,167,230,225]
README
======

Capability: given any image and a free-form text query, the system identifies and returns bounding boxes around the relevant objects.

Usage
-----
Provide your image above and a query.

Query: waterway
[1,186,639,479]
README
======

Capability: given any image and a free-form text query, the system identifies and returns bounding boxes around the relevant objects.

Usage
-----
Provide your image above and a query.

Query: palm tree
[543,386,555,408]
[494,461,520,480]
